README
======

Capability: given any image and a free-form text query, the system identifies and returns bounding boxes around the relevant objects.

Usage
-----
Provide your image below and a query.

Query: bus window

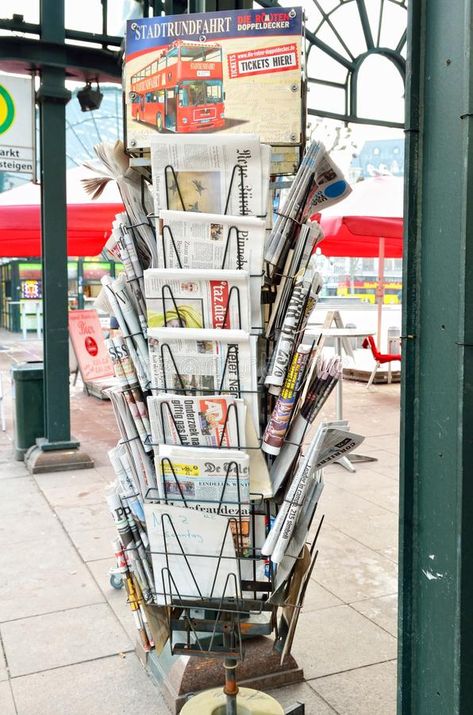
[179,80,223,106]
[179,45,222,63]
[166,46,178,68]
[180,45,205,61]
[205,48,221,62]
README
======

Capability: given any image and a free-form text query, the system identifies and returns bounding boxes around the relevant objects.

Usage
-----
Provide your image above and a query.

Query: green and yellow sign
[0,73,34,176]
[0,85,15,135]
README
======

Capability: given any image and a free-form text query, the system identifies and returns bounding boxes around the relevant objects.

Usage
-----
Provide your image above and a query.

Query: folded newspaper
[265,141,351,268]
[145,502,239,605]
[155,443,250,519]
[265,257,323,395]
[144,268,252,332]
[263,425,364,564]
[148,393,272,498]
[156,209,265,271]
[150,133,270,217]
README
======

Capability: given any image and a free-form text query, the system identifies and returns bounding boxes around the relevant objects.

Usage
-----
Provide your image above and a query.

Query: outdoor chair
[362,336,402,388]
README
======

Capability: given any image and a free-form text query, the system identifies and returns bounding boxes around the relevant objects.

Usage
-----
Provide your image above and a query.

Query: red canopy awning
[0,166,124,258]
[0,203,123,257]
[316,176,404,258]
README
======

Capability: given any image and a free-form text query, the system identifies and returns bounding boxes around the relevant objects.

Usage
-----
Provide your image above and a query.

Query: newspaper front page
[144,268,251,331]
[150,133,266,216]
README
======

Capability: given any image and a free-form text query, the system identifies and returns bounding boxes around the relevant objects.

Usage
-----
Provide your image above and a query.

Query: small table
[310,327,376,472]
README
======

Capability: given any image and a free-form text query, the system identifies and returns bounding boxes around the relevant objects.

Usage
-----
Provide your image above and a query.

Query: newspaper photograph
[148,327,259,433]
[144,268,251,331]
[148,393,246,449]
[125,8,303,148]
[150,133,267,216]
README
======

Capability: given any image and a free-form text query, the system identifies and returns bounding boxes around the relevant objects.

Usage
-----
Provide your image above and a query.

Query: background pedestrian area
[0,331,399,715]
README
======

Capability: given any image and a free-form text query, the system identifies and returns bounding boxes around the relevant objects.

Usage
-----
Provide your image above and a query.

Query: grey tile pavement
[0,330,401,714]
[291,606,397,680]
[11,654,169,715]
[1,603,133,677]
[310,660,398,715]
[350,594,398,638]
[0,682,16,715]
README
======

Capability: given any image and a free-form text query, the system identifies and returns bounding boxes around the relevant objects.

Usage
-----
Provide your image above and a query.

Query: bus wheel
[157,113,163,131]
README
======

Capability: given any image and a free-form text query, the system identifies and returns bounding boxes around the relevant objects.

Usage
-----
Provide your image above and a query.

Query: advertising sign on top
[0,73,35,176]
[125,7,303,149]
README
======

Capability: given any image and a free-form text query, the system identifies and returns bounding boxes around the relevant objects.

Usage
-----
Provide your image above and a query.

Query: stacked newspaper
[83,141,157,267]
[156,210,265,331]
[148,327,260,438]
[264,140,351,271]
[262,424,364,564]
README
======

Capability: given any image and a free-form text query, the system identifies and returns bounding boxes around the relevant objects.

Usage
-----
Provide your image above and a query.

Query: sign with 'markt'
[0,74,35,176]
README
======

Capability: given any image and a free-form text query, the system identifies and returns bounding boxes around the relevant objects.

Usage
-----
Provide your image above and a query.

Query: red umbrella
[0,166,124,257]
[315,175,404,343]
[317,175,403,257]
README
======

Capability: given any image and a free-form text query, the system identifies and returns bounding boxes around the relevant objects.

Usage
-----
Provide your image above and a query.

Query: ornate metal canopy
[256,0,407,128]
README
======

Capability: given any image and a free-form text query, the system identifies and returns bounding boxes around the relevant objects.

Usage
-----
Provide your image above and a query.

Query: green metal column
[37,0,75,447]
[399,0,473,712]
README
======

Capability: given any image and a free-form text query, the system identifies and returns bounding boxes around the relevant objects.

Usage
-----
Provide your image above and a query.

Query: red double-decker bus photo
[129,40,225,133]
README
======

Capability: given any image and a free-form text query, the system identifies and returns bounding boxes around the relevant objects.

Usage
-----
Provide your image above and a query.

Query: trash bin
[11,362,44,461]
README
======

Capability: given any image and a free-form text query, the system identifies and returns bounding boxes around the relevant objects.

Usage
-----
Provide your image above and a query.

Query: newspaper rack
[144,484,274,659]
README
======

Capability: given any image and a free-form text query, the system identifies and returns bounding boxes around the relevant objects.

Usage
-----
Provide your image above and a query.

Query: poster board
[125,7,303,151]
[68,309,114,382]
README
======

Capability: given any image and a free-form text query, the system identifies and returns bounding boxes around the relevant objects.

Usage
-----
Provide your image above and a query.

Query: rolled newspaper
[262,341,312,456]
[265,258,322,394]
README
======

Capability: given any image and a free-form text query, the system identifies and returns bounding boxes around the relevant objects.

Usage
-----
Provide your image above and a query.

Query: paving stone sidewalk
[0,331,399,714]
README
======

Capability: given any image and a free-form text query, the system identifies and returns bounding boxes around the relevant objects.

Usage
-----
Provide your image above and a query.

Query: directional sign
[0,73,35,176]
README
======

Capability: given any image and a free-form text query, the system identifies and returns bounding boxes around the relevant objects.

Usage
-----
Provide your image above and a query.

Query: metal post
[399,0,473,712]
[25,0,93,472]
[223,657,238,715]
[335,336,342,420]
[376,236,385,348]
[36,0,75,446]
[21,302,27,341]
[77,258,84,310]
